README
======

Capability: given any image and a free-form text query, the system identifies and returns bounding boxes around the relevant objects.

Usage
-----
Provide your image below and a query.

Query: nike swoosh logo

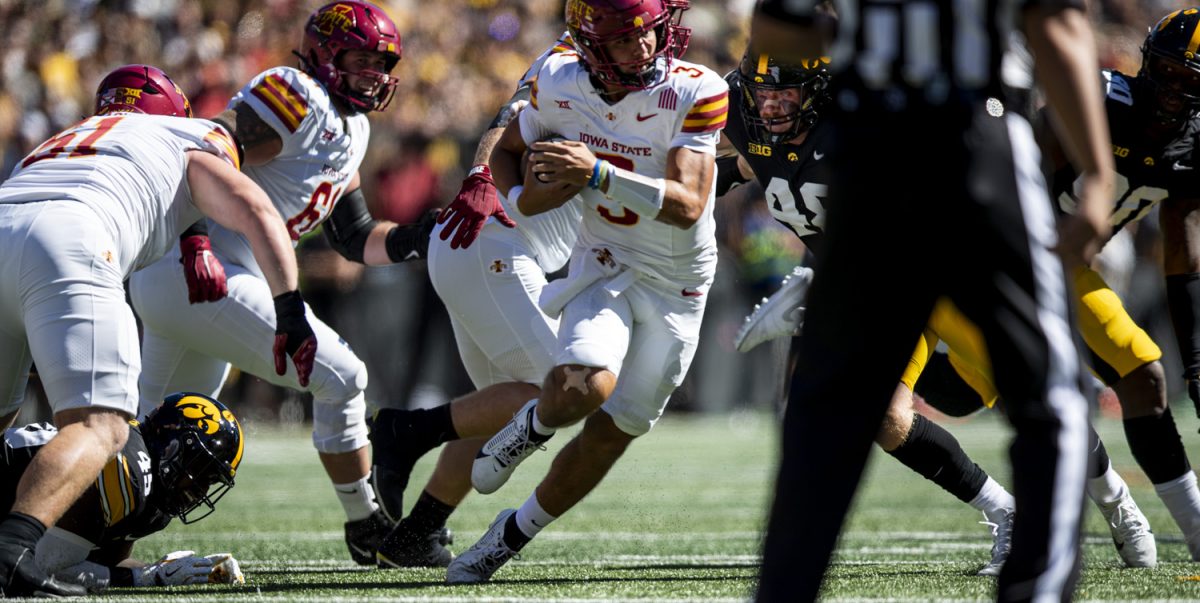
[681,288,703,297]
[165,565,183,578]
[813,151,824,160]
[636,113,657,121]
[1174,161,1193,171]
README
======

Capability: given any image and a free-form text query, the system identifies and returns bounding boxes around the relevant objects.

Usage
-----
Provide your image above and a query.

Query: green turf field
[100,409,1200,601]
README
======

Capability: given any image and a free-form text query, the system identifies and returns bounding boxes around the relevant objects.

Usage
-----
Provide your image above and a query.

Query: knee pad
[312,391,369,454]
[308,356,368,406]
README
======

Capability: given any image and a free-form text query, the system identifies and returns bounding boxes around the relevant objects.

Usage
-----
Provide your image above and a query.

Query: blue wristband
[588,160,603,189]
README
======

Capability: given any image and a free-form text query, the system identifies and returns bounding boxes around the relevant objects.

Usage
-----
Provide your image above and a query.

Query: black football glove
[272,291,317,387]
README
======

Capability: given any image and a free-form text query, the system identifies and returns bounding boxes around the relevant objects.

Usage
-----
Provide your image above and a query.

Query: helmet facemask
[298,1,402,113]
[154,430,236,524]
[1138,9,1200,126]
[142,392,243,524]
[566,0,690,91]
[737,54,830,146]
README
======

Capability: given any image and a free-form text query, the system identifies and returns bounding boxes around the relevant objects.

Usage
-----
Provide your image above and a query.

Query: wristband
[589,160,602,189]
[468,164,492,179]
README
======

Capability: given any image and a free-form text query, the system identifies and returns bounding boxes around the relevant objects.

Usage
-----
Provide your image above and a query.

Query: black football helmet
[141,392,244,524]
[736,51,830,145]
[1139,8,1200,124]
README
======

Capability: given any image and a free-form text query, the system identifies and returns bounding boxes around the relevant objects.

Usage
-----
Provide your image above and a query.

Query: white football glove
[205,553,245,585]
[133,550,213,587]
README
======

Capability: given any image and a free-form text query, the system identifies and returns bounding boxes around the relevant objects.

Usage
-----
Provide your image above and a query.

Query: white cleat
[734,265,814,353]
[446,509,520,584]
[1101,490,1156,568]
[977,509,1014,577]
[472,399,549,495]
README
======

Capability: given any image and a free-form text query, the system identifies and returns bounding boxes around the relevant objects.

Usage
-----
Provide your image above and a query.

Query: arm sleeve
[322,188,376,263]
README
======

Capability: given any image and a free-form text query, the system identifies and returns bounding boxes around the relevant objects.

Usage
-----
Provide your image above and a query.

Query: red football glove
[437,164,517,250]
[272,291,317,387]
[180,235,228,304]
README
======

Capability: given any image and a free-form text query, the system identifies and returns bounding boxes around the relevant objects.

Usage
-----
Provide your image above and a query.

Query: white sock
[530,400,556,437]
[1155,471,1200,538]
[1087,462,1127,510]
[969,477,1015,523]
[515,493,557,539]
[334,477,379,522]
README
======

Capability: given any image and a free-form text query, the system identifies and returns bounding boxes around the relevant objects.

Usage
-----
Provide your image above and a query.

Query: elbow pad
[322,188,375,263]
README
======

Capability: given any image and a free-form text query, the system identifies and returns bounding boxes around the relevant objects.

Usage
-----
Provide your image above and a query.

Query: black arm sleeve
[1167,272,1200,378]
[179,220,209,241]
[385,210,439,263]
[322,188,376,264]
[715,155,750,197]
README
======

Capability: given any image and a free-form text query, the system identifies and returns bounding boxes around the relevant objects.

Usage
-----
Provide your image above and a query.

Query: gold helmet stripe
[757,53,770,76]
[1159,9,1182,32]
[1189,9,1200,58]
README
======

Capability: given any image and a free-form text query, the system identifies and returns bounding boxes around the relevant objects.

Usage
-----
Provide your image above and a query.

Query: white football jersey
[0,114,239,276]
[519,53,727,287]
[500,32,585,274]
[210,66,370,274]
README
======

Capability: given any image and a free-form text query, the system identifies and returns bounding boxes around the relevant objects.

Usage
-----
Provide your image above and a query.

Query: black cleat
[376,519,455,568]
[0,543,86,597]
[344,510,395,566]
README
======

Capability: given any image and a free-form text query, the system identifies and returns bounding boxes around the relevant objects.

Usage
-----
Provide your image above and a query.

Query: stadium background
[0,0,1192,426]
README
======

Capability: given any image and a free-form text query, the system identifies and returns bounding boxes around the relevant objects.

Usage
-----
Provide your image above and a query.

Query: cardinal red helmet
[94,64,192,117]
[565,0,690,90]
[298,0,402,113]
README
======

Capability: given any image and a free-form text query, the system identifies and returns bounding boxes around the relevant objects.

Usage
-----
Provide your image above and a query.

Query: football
[523,135,567,184]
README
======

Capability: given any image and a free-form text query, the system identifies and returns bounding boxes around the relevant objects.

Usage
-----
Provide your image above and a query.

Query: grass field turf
[90,409,1200,601]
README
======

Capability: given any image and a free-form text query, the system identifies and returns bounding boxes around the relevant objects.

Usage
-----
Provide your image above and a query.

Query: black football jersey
[723,71,834,253]
[1051,70,1200,232]
[0,422,170,551]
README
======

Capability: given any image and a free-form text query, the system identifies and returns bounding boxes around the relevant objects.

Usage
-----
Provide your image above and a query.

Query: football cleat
[344,510,395,566]
[976,509,1014,577]
[377,520,455,568]
[1100,490,1156,568]
[446,509,520,584]
[734,265,813,353]
[472,399,550,495]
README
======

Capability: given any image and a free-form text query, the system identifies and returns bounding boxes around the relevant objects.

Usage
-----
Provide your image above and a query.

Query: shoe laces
[1110,496,1149,541]
[979,511,1014,561]
[493,410,547,467]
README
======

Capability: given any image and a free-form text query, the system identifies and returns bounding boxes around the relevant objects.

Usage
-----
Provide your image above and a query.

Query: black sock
[1087,423,1110,480]
[502,513,532,552]
[887,414,988,503]
[0,513,44,551]
[1124,408,1191,485]
[374,404,459,457]
[402,491,456,538]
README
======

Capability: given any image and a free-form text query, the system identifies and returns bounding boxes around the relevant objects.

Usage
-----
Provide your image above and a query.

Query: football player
[125,0,429,565]
[445,0,725,583]
[0,64,312,596]
[27,392,245,592]
[916,7,1200,564]
[724,47,1165,571]
[369,31,581,568]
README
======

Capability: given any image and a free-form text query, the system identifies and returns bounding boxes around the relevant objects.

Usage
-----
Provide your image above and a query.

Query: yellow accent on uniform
[96,453,136,527]
[204,129,241,171]
[1160,9,1182,32]
[1072,265,1162,378]
[906,266,1160,411]
[757,53,770,75]
[530,77,539,110]
[228,413,245,475]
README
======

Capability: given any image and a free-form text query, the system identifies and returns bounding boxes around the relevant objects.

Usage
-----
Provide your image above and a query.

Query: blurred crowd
[0,0,1194,422]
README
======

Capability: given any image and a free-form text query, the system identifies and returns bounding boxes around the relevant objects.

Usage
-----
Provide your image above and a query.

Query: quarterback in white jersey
[0,64,309,598]
[446,0,727,585]
[125,0,427,566]
[370,31,584,569]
